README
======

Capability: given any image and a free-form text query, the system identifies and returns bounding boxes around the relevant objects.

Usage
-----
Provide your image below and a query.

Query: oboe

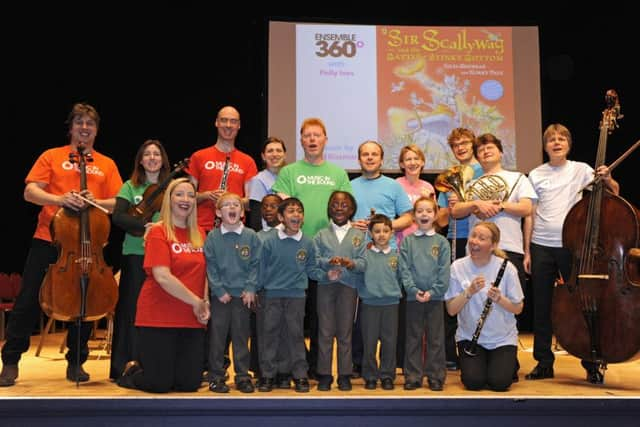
[463,258,509,357]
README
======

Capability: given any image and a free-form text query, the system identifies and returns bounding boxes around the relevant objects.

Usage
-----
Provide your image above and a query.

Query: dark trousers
[361,303,398,381]
[352,299,363,368]
[129,326,204,393]
[251,292,290,378]
[304,279,318,374]
[208,298,251,383]
[261,297,308,379]
[316,283,357,376]
[529,243,572,367]
[404,300,446,384]
[2,239,92,366]
[458,341,517,391]
[445,238,468,363]
[110,254,145,379]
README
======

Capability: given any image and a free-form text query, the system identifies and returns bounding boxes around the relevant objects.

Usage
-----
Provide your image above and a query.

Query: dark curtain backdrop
[4,8,639,274]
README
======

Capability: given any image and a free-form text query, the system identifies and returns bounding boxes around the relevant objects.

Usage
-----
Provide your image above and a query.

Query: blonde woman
[445,222,523,391]
[117,178,209,393]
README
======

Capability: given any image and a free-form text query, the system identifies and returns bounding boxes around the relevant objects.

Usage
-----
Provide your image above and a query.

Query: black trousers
[2,239,92,366]
[130,326,205,393]
[110,254,145,379]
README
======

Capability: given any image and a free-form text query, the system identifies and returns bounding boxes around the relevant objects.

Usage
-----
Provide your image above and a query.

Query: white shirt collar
[371,246,392,254]
[330,220,351,232]
[414,228,436,237]
[277,228,303,241]
[220,223,244,235]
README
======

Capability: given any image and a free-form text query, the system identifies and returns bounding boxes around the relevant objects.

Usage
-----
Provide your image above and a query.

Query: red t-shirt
[187,146,257,230]
[136,225,207,329]
[25,146,123,242]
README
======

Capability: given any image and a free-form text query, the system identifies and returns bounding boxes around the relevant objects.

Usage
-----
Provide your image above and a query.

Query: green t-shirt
[117,180,161,255]
[272,160,352,237]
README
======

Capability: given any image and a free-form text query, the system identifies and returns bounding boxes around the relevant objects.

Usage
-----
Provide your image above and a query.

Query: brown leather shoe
[0,364,18,387]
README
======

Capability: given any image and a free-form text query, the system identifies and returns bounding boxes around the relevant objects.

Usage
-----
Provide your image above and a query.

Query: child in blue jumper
[258,197,318,393]
[399,196,451,391]
[311,190,366,391]
[204,192,261,394]
[359,214,403,390]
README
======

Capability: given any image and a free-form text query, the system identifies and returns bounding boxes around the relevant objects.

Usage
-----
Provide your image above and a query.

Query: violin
[40,144,118,322]
[128,158,189,236]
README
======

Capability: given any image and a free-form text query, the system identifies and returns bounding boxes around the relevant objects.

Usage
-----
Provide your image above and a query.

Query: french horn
[467,174,510,202]
[434,165,474,202]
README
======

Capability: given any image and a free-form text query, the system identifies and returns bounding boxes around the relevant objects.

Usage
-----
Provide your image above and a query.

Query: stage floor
[1,332,638,398]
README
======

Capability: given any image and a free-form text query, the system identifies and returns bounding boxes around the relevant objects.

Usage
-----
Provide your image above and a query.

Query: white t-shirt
[444,255,524,349]
[467,169,538,254]
[528,160,594,247]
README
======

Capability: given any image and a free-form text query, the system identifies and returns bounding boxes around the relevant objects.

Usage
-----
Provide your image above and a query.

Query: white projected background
[269,22,541,173]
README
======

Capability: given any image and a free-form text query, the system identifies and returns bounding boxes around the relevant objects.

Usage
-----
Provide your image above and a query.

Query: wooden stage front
[0,332,638,426]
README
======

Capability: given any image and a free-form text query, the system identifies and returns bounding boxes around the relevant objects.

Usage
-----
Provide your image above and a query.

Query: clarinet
[463,258,509,357]
[213,154,231,228]
[219,153,231,191]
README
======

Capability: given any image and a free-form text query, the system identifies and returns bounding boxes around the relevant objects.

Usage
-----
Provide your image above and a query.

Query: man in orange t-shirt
[0,103,123,387]
[187,106,258,232]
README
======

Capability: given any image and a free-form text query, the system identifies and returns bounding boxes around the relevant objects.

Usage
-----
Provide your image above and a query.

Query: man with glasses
[188,105,258,233]
[187,105,258,381]
[436,128,483,371]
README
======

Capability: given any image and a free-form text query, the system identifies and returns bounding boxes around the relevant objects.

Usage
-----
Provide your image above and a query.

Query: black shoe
[0,364,18,387]
[381,377,394,390]
[364,379,377,390]
[66,364,90,382]
[404,381,421,390]
[209,379,230,393]
[446,360,459,371]
[525,365,554,380]
[351,364,362,379]
[258,377,274,392]
[116,361,141,389]
[236,379,255,393]
[276,373,291,389]
[317,375,332,391]
[294,377,310,393]
[337,375,352,391]
[586,367,604,384]
[428,379,444,391]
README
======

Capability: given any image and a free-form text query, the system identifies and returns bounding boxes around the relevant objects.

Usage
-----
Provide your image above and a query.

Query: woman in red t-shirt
[117,178,209,393]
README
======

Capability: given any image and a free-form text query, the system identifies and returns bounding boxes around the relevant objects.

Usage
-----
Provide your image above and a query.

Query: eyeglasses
[218,117,240,125]
[450,140,473,149]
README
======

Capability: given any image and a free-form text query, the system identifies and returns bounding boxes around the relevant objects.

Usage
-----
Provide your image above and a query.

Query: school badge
[352,235,362,247]
[431,246,439,258]
[389,255,398,271]
[296,249,308,262]
[238,245,250,259]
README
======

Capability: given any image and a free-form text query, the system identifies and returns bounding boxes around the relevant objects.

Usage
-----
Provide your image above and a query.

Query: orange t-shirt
[187,146,257,230]
[25,146,123,242]
[136,225,207,329]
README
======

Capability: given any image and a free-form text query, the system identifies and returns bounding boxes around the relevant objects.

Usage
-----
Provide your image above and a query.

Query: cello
[40,143,118,323]
[552,90,640,377]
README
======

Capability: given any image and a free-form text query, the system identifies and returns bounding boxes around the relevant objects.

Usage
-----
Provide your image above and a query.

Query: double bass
[40,144,118,323]
[552,90,640,376]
